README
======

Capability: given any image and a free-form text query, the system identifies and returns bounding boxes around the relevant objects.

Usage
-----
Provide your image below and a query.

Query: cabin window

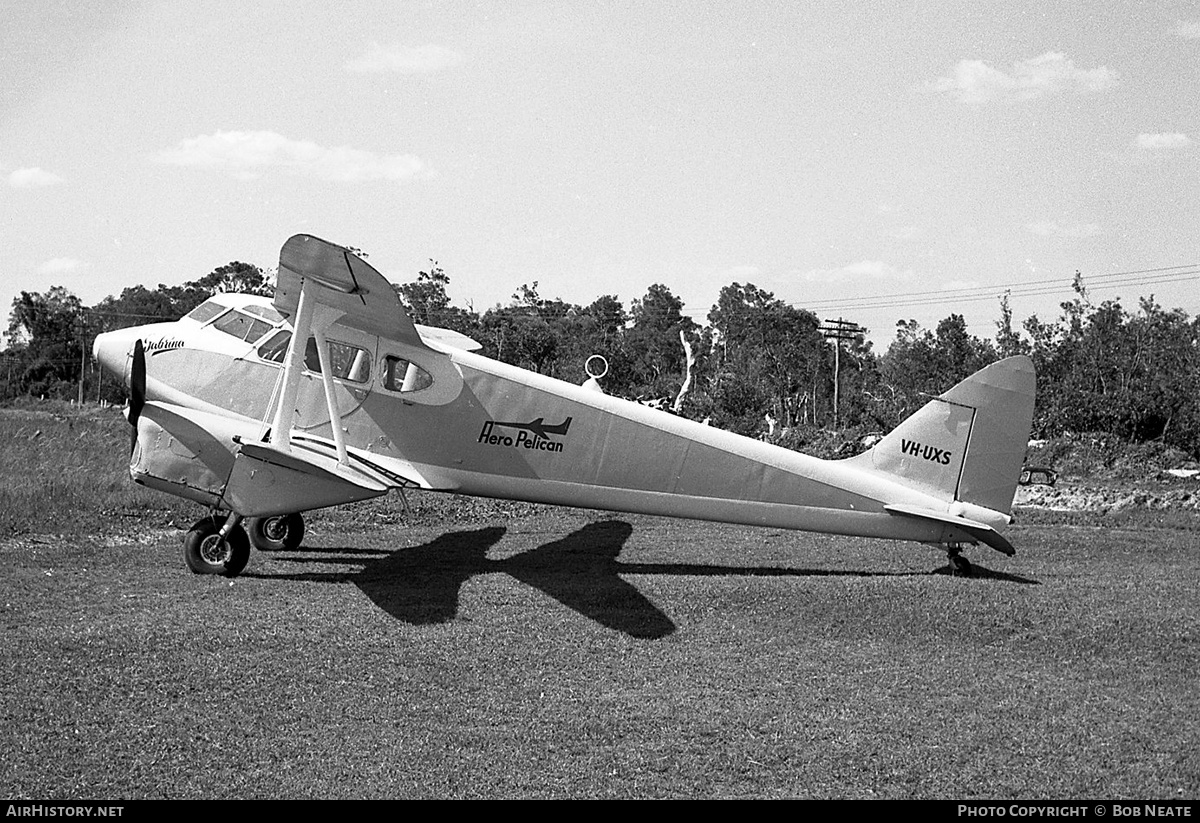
[383,356,433,393]
[304,337,371,383]
[212,310,273,343]
[255,331,370,383]
[186,300,228,324]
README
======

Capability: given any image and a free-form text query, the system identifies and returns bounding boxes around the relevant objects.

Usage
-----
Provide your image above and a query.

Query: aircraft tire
[184,515,250,577]
[247,513,305,552]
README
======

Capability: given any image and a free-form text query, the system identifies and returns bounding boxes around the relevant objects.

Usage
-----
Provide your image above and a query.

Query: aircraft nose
[93,327,141,383]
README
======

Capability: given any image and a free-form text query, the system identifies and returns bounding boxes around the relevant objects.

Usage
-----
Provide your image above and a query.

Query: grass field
[2,405,1198,799]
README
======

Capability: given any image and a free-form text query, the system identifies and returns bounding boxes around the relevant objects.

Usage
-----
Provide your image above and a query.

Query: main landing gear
[183,511,307,577]
[246,513,306,552]
[184,513,250,577]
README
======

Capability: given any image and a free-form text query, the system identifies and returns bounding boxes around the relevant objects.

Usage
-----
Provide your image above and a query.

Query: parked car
[1019,466,1058,486]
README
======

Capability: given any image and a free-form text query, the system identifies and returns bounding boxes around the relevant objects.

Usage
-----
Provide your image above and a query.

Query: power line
[795,265,1200,313]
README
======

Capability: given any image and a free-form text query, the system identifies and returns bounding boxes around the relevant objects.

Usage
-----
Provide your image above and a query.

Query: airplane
[92,234,1036,580]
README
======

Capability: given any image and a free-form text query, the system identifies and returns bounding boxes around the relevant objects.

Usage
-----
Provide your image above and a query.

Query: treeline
[4,260,1198,458]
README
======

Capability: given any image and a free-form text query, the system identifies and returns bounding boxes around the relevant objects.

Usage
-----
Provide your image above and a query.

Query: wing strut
[266,276,349,466]
[269,277,315,453]
[312,325,349,466]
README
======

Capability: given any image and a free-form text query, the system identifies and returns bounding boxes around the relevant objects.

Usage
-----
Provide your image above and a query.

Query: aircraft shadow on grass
[247,519,1039,639]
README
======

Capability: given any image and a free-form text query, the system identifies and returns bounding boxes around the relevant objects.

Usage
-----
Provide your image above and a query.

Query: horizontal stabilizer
[222,440,388,517]
[416,323,483,352]
[884,503,1016,556]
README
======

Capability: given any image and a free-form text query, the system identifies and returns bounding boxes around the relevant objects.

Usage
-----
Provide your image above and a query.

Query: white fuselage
[94,293,1010,549]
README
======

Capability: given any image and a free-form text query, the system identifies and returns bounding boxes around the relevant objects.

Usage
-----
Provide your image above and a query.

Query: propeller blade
[129,338,146,423]
[127,338,146,455]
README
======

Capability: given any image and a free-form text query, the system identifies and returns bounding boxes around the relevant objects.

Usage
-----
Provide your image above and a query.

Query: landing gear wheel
[247,513,306,552]
[184,514,250,577]
[948,552,973,578]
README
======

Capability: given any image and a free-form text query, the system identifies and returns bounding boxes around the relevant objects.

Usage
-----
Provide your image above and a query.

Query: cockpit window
[212,310,273,343]
[257,330,291,363]
[241,303,284,324]
[186,300,228,324]
[383,356,433,393]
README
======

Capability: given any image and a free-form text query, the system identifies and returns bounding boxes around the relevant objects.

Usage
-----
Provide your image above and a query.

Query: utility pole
[819,318,864,431]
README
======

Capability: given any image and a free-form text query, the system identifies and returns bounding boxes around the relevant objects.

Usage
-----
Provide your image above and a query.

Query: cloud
[1136,132,1191,150]
[802,260,914,284]
[1026,221,1102,238]
[941,279,981,291]
[1177,21,1200,39]
[345,43,464,73]
[9,167,64,188]
[39,257,87,274]
[153,131,431,182]
[931,52,1117,104]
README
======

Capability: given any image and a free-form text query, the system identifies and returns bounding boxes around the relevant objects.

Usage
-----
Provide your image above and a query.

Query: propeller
[127,338,146,455]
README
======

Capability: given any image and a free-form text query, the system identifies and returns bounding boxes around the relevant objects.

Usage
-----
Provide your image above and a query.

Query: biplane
[92,235,1035,578]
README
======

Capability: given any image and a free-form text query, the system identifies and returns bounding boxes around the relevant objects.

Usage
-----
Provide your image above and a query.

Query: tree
[1125,298,1200,446]
[5,287,87,398]
[583,295,626,344]
[879,314,996,421]
[479,282,571,376]
[91,285,184,333]
[624,284,697,401]
[995,291,1028,358]
[187,261,272,299]
[397,261,452,321]
[395,260,479,339]
[1026,288,1200,453]
[549,295,631,391]
[707,283,824,432]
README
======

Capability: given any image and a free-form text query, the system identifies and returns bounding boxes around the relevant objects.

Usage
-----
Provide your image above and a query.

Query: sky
[2,1,1198,350]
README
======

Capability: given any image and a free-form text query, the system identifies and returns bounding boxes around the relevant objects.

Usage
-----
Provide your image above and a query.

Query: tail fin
[847,356,1035,513]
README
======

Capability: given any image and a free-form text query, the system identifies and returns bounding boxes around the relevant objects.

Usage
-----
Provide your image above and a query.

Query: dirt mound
[1015,482,1200,512]
[1026,433,1198,482]
[1018,434,1200,512]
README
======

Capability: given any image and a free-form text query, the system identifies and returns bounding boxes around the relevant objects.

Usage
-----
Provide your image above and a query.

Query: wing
[223,439,390,517]
[264,233,467,483]
[275,233,427,349]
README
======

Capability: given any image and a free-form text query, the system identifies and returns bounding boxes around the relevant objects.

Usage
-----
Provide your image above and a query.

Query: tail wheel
[247,513,306,552]
[184,514,250,577]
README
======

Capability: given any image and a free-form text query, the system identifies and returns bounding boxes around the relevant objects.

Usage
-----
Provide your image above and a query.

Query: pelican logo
[478,416,572,453]
[143,337,184,354]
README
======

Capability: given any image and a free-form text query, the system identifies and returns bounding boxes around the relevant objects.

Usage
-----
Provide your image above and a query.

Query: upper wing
[275,233,426,349]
